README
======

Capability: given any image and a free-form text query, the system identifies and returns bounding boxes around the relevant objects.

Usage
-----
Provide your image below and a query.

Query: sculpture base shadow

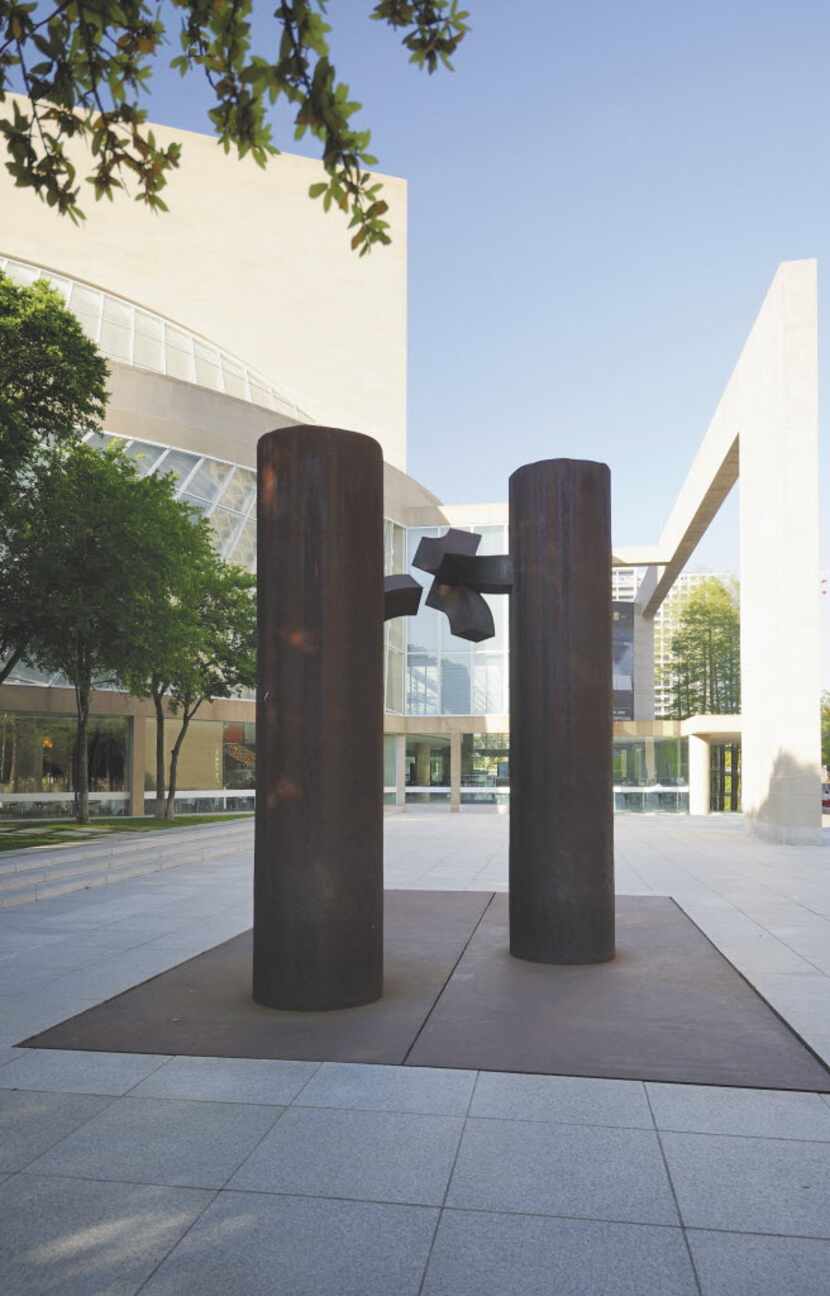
[24,894,830,1091]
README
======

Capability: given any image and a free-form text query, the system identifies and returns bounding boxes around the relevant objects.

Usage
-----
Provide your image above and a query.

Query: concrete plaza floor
[0,811,829,1294]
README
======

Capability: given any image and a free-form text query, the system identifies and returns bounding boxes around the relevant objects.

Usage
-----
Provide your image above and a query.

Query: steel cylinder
[253,425,384,1009]
[508,458,615,964]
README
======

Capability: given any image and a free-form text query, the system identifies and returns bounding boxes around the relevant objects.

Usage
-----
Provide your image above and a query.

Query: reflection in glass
[612,738,688,788]
[0,712,127,796]
[406,655,440,715]
[461,732,510,788]
[405,736,450,787]
[441,654,471,714]
[472,654,506,714]
[230,517,257,570]
[210,507,244,553]
[385,645,404,714]
[186,457,232,503]
[179,493,210,517]
[220,469,257,515]
[223,720,256,789]
[157,449,199,486]
[123,440,166,475]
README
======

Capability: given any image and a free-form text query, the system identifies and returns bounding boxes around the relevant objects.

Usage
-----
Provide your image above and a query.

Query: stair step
[0,825,253,907]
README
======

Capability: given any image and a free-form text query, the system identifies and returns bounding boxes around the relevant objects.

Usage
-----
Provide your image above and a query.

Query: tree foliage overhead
[667,577,741,720]
[0,0,470,254]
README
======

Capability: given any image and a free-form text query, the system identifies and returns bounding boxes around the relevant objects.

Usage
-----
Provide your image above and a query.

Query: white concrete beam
[738,261,821,843]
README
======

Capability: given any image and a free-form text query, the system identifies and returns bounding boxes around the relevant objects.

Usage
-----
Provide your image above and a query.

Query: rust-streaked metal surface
[254,425,384,1010]
[509,458,615,964]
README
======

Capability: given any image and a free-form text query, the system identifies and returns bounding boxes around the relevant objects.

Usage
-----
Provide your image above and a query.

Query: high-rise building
[612,570,738,718]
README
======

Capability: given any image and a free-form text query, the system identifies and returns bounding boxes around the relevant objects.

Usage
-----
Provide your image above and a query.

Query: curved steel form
[383,575,423,622]
[413,528,512,644]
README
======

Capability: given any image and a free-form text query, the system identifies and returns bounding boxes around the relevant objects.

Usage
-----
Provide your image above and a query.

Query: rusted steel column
[254,425,384,1010]
[509,458,614,964]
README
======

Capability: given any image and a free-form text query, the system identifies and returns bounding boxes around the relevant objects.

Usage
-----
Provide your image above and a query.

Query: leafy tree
[121,527,250,820]
[0,0,470,254]
[158,559,256,819]
[119,502,218,819]
[0,269,108,683]
[668,577,740,720]
[821,690,830,774]
[13,442,207,821]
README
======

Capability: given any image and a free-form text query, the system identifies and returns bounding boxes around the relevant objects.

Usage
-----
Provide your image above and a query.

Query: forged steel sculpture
[508,460,614,964]
[414,462,614,965]
[255,427,613,1014]
[253,426,421,1011]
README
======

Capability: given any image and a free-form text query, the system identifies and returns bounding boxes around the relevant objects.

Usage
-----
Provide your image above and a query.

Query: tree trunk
[164,733,182,820]
[0,645,24,687]
[706,628,714,713]
[165,702,200,820]
[152,689,166,819]
[75,683,91,824]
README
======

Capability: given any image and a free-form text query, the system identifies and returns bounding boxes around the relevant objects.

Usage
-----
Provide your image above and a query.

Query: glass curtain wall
[383,735,397,806]
[613,737,689,812]
[710,742,741,811]
[0,712,129,818]
[461,732,510,805]
[405,736,451,803]
[405,525,508,716]
[145,718,257,807]
[384,520,406,714]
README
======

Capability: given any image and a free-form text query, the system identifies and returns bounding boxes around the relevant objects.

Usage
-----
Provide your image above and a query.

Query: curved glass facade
[0,255,311,422]
[83,430,258,572]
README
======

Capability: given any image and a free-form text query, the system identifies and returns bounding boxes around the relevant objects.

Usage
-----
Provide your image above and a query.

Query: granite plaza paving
[1,812,830,1294]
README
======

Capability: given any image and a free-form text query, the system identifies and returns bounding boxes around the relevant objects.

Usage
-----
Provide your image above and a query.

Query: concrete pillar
[688,735,711,816]
[395,734,406,809]
[450,731,462,812]
[414,742,431,787]
[633,568,657,721]
[128,714,145,818]
[739,261,822,843]
[254,425,384,1011]
[509,458,614,965]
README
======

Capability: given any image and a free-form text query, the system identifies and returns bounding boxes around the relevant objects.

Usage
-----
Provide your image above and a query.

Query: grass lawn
[0,813,253,853]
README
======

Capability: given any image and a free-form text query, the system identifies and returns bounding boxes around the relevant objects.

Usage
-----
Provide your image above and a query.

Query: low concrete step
[0,822,254,907]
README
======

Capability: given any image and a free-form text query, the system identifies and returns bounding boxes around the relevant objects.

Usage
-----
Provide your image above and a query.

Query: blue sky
[138,0,829,585]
